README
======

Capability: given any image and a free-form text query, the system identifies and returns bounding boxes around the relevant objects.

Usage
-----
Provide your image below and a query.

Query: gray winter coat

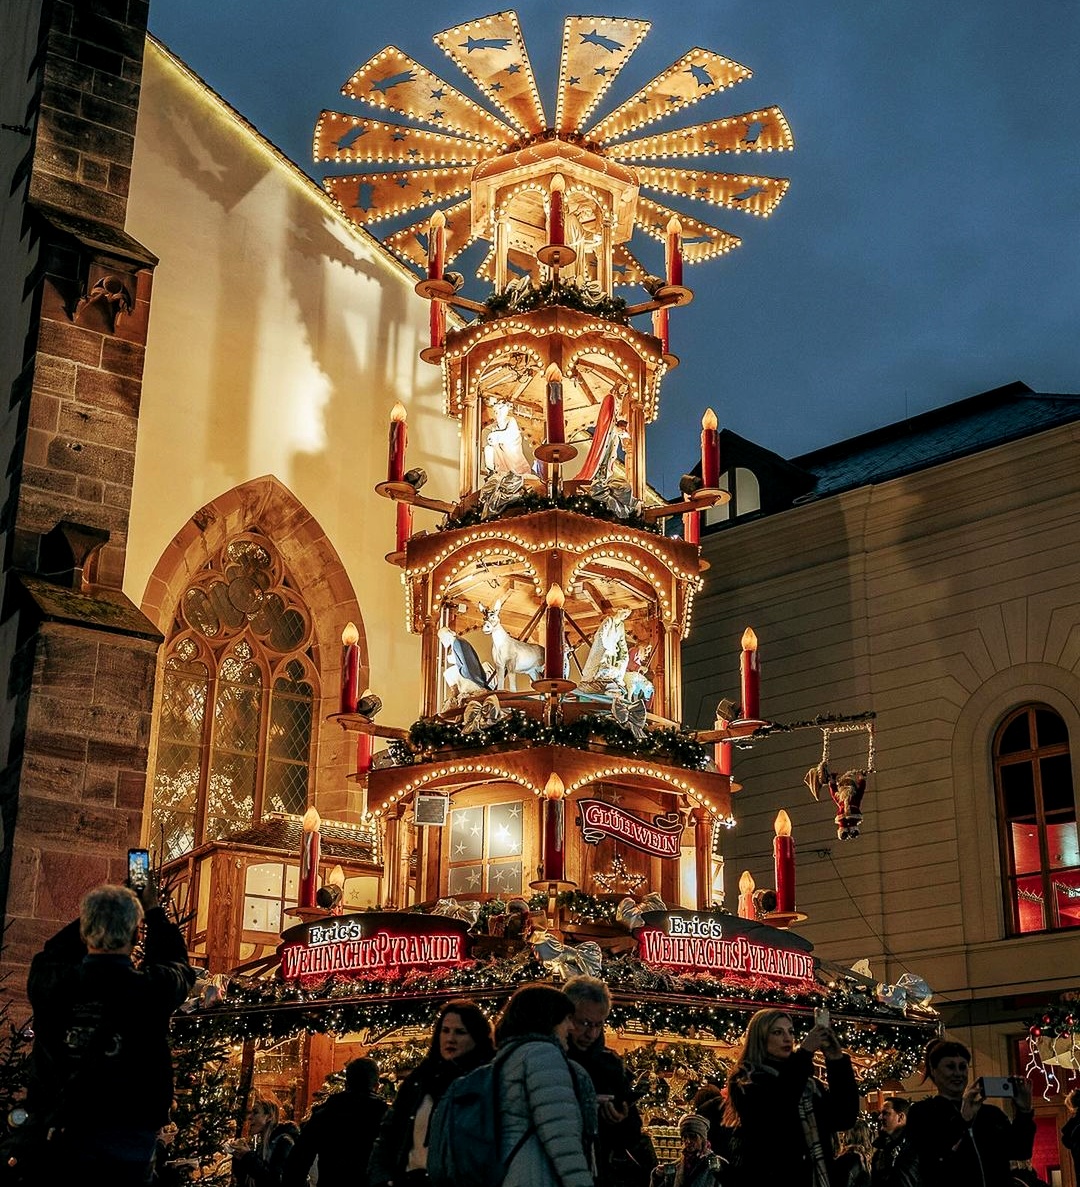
[497,1034,598,1187]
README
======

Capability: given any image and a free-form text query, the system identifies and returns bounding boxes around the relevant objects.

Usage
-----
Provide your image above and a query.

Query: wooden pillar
[693,808,711,910]
[663,622,683,723]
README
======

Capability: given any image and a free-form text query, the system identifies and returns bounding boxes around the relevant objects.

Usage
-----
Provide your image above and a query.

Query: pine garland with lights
[1025,989,1080,1039]
[482,280,629,324]
[442,487,653,533]
[170,1026,240,1184]
[390,709,708,771]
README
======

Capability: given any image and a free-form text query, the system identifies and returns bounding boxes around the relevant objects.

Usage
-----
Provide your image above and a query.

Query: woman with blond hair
[723,1008,858,1187]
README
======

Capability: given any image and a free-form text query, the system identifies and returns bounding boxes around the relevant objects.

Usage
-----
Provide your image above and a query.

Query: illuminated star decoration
[593,853,648,894]
[316,11,794,284]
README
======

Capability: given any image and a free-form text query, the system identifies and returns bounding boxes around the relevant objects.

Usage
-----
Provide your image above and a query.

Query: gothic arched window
[149,534,317,861]
[994,704,1080,934]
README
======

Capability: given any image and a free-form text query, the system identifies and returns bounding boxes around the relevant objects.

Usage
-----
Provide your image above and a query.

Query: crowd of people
[16,880,1079,1187]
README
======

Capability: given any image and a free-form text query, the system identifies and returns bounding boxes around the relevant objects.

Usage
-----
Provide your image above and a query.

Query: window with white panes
[446,800,524,896]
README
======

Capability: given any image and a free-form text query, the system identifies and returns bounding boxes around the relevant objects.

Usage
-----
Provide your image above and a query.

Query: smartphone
[127,848,150,890]
[815,1007,830,1028]
[977,1075,1015,1098]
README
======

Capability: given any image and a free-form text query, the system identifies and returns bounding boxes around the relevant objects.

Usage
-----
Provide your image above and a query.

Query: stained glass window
[995,705,1080,935]
[447,800,524,895]
[149,533,318,862]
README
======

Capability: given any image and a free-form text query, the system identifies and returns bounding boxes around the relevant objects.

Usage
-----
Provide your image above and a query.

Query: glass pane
[448,865,483,894]
[449,808,484,862]
[487,802,524,858]
[1035,709,1068,748]
[1047,821,1079,870]
[243,896,281,932]
[151,809,195,863]
[1000,762,1036,819]
[160,665,208,743]
[1010,822,1042,875]
[206,753,256,838]
[998,713,1031,755]
[1050,868,1080,930]
[486,861,522,895]
[246,862,284,897]
[1040,754,1075,813]
[269,688,312,761]
[1013,874,1046,933]
[214,668,262,752]
[265,759,308,815]
[284,864,299,898]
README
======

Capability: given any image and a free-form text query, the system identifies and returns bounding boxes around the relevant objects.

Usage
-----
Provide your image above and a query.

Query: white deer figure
[479,598,545,690]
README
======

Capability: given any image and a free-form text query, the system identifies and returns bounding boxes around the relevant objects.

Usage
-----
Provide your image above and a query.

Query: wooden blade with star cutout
[587,49,753,144]
[433,11,546,135]
[342,46,512,143]
[634,197,741,263]
[611,244,652,288]
[323,166,474,226]
[314,112,508,164]
[554,17,651,135]
[607,107,794,161]
[384,200,476,272]
[638,165,790,218]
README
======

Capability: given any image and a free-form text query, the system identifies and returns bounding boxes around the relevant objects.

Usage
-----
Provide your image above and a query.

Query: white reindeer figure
[479,598,544,690]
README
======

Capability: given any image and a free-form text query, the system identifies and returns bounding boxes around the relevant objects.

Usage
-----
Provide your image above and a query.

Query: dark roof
[217,813,378,865]
[790,381,1080,499]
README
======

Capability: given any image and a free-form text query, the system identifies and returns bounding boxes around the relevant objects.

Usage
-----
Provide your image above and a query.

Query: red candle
[427,208,446,281]
[541,773,566,881]
[683,509,700,545]
[340,622,360,714]
[737,869,755,920]
[739,627,759,719]
[548,173,565,247]
[545,362,565,445]
[715,739,732,775]
[387,403,407,482]
[700,408,720,488]
[395,502,412,553]
[429,298,445,351]
[774,810,795,914]
[544,583,565,681]
[356,731,373,776]
[652,305,669,355]
[299,806,321,908]
[665,215,683,287]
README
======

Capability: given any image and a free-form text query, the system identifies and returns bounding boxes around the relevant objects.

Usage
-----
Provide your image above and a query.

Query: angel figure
[483,400,533,477]
[579,608,631,693]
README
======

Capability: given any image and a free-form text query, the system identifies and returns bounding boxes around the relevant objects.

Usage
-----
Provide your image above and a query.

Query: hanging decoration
[804,721,875,839]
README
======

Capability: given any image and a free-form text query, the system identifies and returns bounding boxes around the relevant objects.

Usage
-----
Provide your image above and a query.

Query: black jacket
[27,906,194,1134]
[870,1128,919,1187]
[283,1089,388,1187]
[1062,1113,1080,1181]
[368,1052,490,1187]
[904,1095,1036,1187]
[569,1038,655,1187]
[725,1050,859,1187]
[233,1123,300,1187]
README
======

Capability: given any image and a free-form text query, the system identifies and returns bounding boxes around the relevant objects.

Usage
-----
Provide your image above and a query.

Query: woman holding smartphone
[904,1038,1034,1187]
[723,1007,858,1186]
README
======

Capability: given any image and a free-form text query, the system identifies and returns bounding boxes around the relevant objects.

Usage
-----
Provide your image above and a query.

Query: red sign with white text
[279,913,469,981]
[638,913,815,983]
[577,798,683,858]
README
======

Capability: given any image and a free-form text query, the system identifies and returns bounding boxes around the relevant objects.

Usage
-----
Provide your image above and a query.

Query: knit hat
[678,1114,710,1140]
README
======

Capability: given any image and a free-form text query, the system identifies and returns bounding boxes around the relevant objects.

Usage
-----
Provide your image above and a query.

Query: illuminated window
[446,801,524,895]
[244,861,300,936]
[994,705,1080,934]
[149,534,317,862]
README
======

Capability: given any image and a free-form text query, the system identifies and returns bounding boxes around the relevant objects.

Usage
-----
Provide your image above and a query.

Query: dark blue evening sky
[149,0,1080,493]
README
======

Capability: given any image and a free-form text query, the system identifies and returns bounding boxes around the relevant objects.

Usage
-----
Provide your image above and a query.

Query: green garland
[482,279,629,324]
[441,487,654,533]
[389,708,708,771]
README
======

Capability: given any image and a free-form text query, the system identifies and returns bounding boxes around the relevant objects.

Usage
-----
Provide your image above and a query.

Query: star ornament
[317,12,794,283]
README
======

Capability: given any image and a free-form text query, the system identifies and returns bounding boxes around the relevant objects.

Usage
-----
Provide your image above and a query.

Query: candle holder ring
[728,718,768,737]
[531,677,577,695]
[692,487,731,509]
[419,345,446,364]
[374,481,416,502]
[762,910,808,929]
[536,243,578,268]
[414,277,455,300]
[653,283,693,307]
[662,352,680,369]
[534,442,579,464]
[384,548,407,567]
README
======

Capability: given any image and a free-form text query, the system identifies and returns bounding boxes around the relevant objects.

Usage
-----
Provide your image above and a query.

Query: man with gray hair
[26,876,194,1183]
[564,975,656,1187]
